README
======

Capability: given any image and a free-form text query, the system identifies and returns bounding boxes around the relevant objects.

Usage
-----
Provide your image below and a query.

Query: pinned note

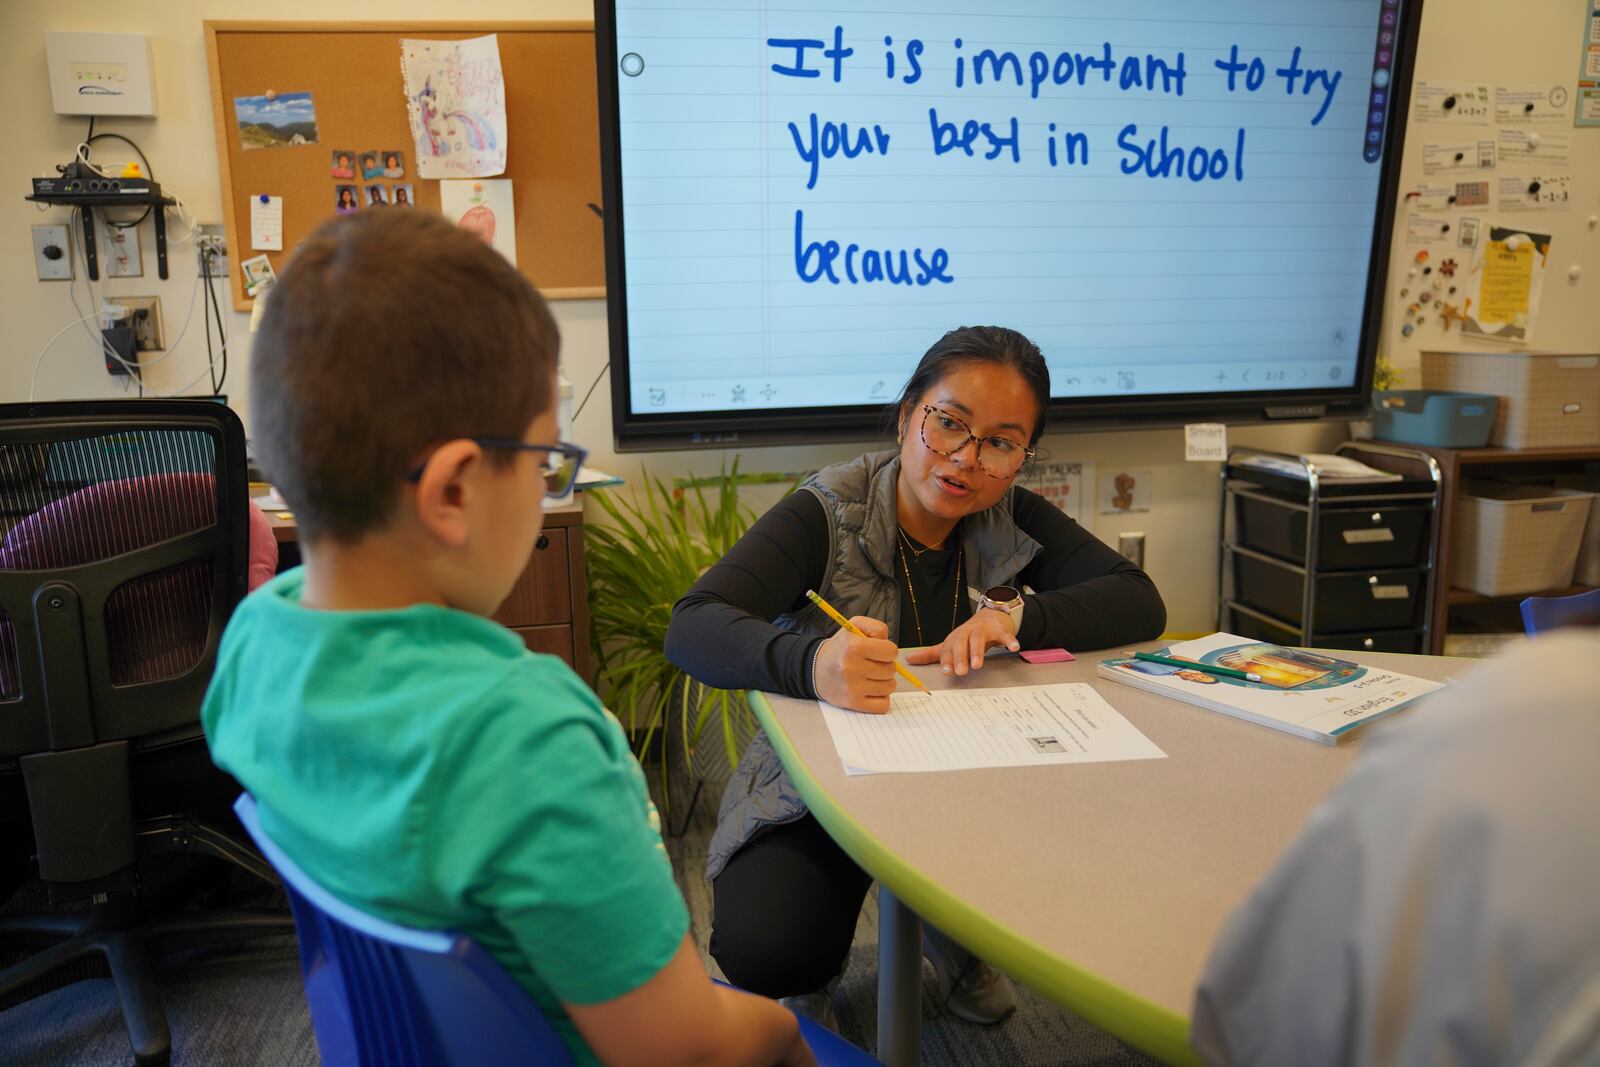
[1411,82,1491,123]
[1185,423,1227,462]
[1494,85,1567,125]
[250,195,283,251]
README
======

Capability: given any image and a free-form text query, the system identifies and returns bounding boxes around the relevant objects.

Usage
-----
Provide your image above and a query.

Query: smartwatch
[977,585,1024,634]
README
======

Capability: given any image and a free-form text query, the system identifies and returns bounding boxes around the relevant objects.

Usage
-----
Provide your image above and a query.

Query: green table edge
[750,690,1204,1067]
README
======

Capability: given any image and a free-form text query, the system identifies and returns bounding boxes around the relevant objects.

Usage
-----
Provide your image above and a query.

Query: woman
[665,326,1166,1028]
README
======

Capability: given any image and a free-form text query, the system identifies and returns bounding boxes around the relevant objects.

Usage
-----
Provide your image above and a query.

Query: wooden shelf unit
[1404,443,1600,654]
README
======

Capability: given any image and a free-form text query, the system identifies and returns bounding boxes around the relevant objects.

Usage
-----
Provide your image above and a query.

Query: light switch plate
[33,225,73,281]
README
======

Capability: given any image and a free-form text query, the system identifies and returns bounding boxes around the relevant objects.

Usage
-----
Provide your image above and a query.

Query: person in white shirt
[1191,628,1600,1066]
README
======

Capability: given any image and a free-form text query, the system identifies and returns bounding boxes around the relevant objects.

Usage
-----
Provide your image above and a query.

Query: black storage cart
[1219,442,1443,654]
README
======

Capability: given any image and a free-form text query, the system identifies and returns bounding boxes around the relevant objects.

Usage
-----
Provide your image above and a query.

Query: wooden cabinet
[262,497,593,682]
[491,501,594,682]
[1407,445,1600,655]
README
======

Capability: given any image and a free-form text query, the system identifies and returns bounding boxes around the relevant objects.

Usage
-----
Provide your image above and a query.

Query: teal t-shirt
[202,569,688,1065]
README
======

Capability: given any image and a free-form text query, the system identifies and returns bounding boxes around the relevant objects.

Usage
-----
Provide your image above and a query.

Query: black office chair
[0,400,294,1065]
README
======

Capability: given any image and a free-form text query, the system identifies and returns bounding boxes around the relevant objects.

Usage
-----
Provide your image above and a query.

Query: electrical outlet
[104,219,143,277]
[107,296,164,351]
[32,224,73,280]
[1117,532,1146,568]
[197,224,228,279]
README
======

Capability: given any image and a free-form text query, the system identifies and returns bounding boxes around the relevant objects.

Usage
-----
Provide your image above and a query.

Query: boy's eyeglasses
[406,438,589,499]
[918,404,1034,479]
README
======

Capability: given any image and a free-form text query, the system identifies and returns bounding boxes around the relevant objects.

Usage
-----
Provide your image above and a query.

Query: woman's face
[897,362,1037,528]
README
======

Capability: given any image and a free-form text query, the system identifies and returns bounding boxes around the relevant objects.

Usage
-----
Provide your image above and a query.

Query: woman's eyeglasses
[918,404,1033,479]
[406,438,589,499]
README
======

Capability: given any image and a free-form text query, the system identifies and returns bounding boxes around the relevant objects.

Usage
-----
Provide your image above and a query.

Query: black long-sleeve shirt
[665,487,1166,699]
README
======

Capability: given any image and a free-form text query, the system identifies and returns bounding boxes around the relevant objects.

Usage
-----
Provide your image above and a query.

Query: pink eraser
[1020,648,1074,664]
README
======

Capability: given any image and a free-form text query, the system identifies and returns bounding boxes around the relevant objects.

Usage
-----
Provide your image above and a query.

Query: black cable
[572,361,611,422]
[202,250,219,394]
[86,130,155,228]
[204,251,229,396]
[85,132,153,178]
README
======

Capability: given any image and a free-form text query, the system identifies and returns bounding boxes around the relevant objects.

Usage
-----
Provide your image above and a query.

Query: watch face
[985,585,1020,603]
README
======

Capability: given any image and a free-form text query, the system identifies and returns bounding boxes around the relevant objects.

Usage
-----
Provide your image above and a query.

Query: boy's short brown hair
[251,210,558,543]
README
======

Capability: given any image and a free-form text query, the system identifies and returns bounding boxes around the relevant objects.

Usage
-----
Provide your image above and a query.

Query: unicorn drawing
[414,77,499,159]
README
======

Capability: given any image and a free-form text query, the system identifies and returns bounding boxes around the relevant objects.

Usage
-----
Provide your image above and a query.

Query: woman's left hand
[904,609,1020,676]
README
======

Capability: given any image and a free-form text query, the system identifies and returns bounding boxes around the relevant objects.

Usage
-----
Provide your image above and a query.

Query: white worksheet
[819,683,1164,776]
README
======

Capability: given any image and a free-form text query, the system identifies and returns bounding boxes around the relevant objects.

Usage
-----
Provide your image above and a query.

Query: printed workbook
[1098,633,1444,744]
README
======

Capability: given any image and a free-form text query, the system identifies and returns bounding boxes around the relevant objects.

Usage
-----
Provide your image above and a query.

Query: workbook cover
[1097,633,1445,745]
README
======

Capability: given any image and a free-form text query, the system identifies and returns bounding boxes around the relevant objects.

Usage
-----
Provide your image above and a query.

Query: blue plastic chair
[1520,587,1600,634]
[234,794,879,1066]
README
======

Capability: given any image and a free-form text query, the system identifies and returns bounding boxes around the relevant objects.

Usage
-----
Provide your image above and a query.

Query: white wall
[34,0,1554,634]
[1380,0,1598,375]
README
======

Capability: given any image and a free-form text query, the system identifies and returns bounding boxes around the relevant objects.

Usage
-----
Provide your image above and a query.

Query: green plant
[585,463,765,777]
[1373,354,1400,391]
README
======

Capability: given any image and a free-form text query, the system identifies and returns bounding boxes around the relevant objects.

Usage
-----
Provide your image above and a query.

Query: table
[750,643,1455,1066]
[257,496,593,682]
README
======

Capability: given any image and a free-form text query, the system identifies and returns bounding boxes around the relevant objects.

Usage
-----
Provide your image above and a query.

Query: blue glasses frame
[406,438,589,499]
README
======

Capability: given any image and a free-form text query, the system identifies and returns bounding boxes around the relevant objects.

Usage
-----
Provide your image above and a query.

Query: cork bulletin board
[205,21,605,311]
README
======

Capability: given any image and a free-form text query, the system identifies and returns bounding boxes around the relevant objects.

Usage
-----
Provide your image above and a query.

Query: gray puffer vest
[706,449,1042,880]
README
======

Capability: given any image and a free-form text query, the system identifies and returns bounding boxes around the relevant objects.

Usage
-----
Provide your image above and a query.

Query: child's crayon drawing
[401,35,508,179]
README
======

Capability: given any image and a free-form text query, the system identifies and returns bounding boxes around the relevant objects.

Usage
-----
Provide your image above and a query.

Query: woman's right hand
[813,616,900,714]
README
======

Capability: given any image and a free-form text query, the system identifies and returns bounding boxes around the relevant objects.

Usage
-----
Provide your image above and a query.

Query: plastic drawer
[1236,496,1430,570]
[1234,554,1424,632]
[1229,611,1423,654]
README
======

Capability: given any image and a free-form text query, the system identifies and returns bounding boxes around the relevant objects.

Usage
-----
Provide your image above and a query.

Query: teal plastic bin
[1370,390,1498,448]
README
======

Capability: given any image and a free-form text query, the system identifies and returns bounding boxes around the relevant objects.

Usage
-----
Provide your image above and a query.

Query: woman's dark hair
[893,325,1050,445]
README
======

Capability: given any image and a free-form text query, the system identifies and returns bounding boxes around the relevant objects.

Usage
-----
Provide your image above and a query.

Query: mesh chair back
[0,401,248,763]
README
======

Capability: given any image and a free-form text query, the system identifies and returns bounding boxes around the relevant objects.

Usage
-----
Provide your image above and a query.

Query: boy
[203,211,813,1067]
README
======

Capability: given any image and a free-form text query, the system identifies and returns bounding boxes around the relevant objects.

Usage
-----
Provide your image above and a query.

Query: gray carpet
[1,777,1160,1066]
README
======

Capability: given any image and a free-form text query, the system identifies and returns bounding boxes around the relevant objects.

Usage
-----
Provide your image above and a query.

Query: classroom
[3,0,1597,1065]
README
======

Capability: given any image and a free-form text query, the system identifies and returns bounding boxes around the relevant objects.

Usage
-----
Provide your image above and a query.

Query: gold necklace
[897,525,938,560]
[896,538,962,646]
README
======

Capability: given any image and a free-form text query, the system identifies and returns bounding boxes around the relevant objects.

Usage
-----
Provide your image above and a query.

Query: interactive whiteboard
[595,0,1419,449]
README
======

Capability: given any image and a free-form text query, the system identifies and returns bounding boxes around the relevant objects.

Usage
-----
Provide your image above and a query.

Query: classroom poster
[1459,225,1550,343]
[1020,461,1092,527]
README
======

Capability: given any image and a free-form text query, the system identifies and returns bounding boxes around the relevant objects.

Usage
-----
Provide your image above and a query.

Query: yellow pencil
[805,589,928,692]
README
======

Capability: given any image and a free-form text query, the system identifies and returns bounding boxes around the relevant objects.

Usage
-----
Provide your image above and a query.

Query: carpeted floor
[1,774,1160,1066]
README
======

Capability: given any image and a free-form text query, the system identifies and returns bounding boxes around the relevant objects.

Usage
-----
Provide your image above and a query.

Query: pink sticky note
[1019,648,1074,664]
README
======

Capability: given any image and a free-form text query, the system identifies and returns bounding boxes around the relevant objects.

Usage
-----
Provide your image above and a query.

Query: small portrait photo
[330,149,355,180]
[365,185,389,207]
[381,150,405,179]
[1174,669,1220,685]
[335,185,359,214]
[360,151,383,180]
[391,183,415,207]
